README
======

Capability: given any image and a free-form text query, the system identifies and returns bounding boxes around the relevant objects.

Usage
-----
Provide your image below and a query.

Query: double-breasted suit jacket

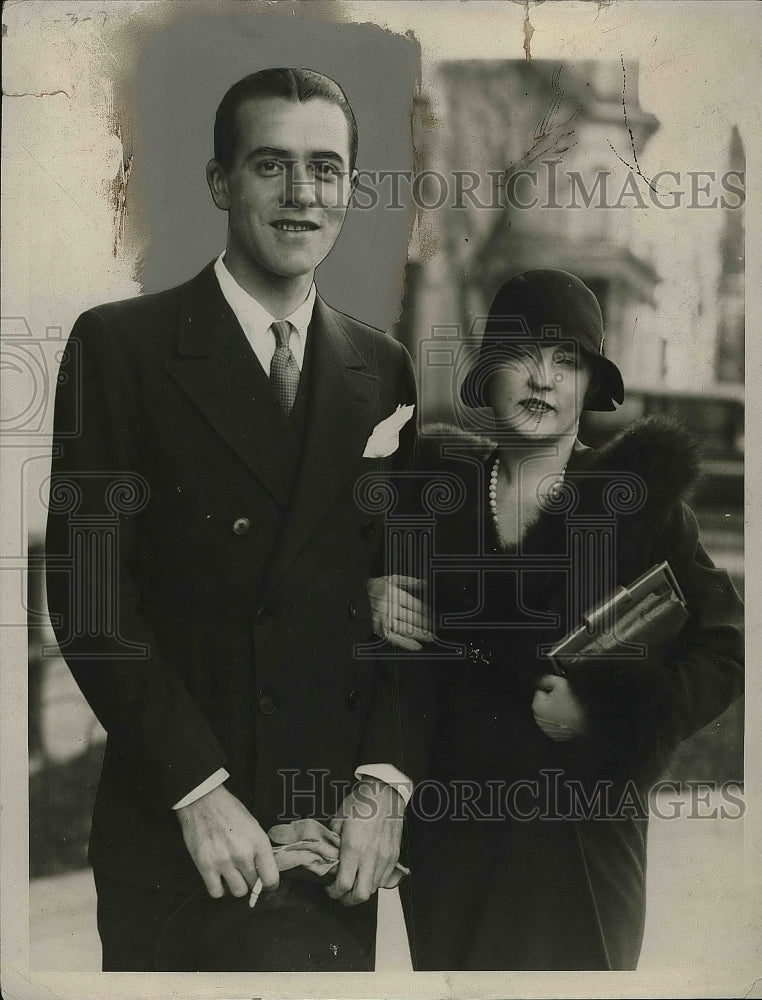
[46,261,422,891]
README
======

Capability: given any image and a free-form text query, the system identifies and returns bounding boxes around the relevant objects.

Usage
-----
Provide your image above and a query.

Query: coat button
[259,695,277,716]
[232,517,250,535]
[362,519,376,538]
[347,689,361,709]
[256,606,271,625]
[348,602,358,619]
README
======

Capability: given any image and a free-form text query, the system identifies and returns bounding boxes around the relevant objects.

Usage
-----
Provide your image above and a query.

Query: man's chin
[266,251,332,281]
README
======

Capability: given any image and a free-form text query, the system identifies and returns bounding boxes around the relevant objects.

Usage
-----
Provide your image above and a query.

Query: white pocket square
[362,404,415,458]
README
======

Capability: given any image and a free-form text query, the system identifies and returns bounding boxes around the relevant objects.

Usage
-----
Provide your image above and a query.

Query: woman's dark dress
[403,418,744,971]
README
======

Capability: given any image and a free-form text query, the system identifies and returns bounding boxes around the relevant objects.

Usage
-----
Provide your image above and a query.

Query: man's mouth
[270,220,320,233]
[520,398,555,414]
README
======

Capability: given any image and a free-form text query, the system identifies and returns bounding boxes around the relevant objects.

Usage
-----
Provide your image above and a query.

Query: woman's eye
[553,352,576,368]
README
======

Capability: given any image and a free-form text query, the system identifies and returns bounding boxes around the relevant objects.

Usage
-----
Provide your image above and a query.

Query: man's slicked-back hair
[214,68,358,171]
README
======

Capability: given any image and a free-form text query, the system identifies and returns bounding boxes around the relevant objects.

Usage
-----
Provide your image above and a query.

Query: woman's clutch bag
[546,561,689,677]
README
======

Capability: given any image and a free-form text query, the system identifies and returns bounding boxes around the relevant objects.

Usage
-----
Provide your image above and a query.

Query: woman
[401,269,744,971]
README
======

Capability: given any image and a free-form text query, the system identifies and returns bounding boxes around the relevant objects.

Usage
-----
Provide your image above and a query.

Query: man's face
[487,341,592,439]
[210,96,356,280]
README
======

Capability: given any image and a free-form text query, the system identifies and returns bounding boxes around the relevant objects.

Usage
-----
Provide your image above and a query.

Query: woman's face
[486,341,593,439]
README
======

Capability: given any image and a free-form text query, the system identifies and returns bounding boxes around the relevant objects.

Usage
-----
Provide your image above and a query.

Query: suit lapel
[164,263,300,509]
[264,296,379,591]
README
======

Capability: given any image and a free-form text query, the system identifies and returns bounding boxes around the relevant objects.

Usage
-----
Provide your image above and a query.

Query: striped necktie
[269,320,300,415]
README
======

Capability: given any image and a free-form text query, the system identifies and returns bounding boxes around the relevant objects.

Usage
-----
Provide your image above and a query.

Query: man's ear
[206,159,231,211]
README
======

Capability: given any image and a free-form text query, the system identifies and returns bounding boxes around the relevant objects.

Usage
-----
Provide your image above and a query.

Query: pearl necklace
[488,456,567,535]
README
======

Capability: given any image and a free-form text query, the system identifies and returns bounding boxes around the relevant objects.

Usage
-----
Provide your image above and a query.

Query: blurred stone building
[715,125,745,386]
[396,59,661,425]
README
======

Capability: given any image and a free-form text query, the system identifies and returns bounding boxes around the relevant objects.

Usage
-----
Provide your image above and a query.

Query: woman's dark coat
[403,417,744,971]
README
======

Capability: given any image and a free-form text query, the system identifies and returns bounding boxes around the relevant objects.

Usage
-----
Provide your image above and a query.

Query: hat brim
[583,352,625,412]
[459,348,625,413]
[154,878,373,972]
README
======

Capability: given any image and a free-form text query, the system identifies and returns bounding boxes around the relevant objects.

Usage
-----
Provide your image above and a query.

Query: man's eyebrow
[244,146,293,163]
[244,147,346,165]
[309,150,345,164]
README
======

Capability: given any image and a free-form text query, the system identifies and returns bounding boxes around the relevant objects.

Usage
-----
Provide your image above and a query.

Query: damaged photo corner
[1,1,760,998]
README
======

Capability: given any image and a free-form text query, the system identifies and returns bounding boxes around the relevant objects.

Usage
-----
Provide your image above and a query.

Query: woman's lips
[520,397,555,414]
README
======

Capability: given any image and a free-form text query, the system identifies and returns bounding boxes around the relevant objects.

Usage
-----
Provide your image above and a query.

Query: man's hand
[176,784,279,898]
[325,779,404,906]
[532,673,589,741]
[367,575,431,651]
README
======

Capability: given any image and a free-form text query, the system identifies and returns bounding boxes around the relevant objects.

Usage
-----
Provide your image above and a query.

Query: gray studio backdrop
[130,11,418,330]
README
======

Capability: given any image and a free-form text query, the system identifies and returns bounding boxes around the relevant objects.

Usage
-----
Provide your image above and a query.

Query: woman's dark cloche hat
[460,269,625,412]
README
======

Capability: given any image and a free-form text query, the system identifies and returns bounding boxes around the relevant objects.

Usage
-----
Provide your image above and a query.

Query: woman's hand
[366,575,432,651]
[532,673,589,741]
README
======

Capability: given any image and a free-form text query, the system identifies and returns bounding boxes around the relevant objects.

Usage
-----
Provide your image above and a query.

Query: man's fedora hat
[460,269,625,412]
[153,873,373,972]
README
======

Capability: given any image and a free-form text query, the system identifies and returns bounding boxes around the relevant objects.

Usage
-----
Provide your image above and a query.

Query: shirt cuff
[172,768,230,810]
[355,764,413,806]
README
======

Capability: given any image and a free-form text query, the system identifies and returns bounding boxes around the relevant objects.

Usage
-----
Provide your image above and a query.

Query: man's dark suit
[45,261,423,906]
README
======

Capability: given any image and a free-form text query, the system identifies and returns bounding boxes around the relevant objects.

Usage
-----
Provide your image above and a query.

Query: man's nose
[284,163,317,208]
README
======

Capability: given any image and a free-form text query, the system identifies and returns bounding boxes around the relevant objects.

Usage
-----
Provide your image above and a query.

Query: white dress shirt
[213,253,314,373]
[173,255,412,811]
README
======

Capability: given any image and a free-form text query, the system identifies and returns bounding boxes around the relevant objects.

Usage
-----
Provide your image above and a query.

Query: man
[45,68,428,971]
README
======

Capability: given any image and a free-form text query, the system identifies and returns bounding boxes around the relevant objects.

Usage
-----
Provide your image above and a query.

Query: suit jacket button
[232,517,250,535]
[259,695,277,716]
[347,689,361,709]
[348,602,358,619]
[256,606,271,625]
[362,519,376,538]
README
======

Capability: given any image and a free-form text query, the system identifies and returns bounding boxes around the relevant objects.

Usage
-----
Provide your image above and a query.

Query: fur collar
[576,415,701,513]
[419,415,701,515]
